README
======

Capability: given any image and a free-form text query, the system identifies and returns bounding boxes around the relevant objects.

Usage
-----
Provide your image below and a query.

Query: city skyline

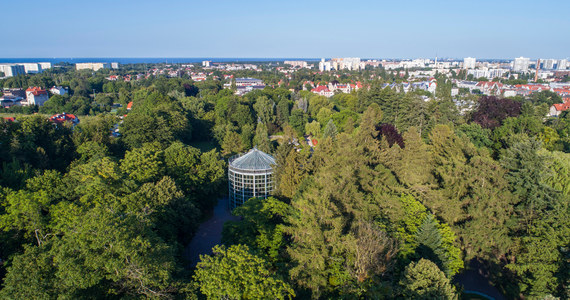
[2,0,569,59]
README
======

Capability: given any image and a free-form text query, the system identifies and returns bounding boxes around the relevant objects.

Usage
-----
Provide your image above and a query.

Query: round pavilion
[228,147,275,209]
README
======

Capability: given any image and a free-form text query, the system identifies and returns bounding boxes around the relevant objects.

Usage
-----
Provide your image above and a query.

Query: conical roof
[229,147,275,171]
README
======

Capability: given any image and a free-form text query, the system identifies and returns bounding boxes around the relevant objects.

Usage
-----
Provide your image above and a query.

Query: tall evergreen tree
[322,119,338,139]
[399,259,457,300]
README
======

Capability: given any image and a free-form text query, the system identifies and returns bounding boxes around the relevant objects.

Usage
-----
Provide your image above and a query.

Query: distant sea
[0,58,322,65]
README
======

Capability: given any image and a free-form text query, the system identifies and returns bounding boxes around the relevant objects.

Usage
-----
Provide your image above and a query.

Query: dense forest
[0,65,568,299]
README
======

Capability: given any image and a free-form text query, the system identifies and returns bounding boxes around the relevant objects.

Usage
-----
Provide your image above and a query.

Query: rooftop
[229,147,275,171]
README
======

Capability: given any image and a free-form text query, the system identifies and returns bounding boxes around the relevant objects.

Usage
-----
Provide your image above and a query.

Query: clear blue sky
[2,0,569,59]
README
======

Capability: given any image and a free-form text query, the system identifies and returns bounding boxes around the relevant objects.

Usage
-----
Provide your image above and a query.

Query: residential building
[1,89,25,107]
[513,57,530,72]
[191,74,207,81]
[76,62,110,71]
[39,62,52,70]
[319,58,332,71]
[549,99,570,117]
[332,57,362,70]
[488,69,508,79]
[457,80,479,92]
[0,64,26,77]
[284,61,308,68]
[550,82,570,90]
[463,57,476,69]
[21,63,43,74]
[503,89,517,97]
[311,86,334,97]
[25,87,49,106]
[235,78,264,86]
[468,68,508,80]
[451,88,459,96]
[2,88,25,98]
[0,96,22,107]
[235,85,265,96]
[558,59,568,70]
[202,61,211,67]
[476,81,504,96]
[50,113,80,125]
[468,69,488,79]
[319,58,362,71]
[514,84,550,94]
[111,62,119,69]
[542,59,557,70]
[50,86,68,95]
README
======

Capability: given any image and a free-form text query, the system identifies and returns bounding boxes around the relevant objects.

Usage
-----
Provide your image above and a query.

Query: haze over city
[2,0,569,59]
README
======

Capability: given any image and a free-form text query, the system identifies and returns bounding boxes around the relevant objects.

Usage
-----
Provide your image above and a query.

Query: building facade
[50,86,68,95]
[463,57,476,69]
[284,61,308,68]
[25,87,49,106]
[235,77,264,86]
[0,64,26,77]
[513,57,530,72]
[21,63,43,74]
[228,147,275,209]
[39,62,52,70]
[76,62,111,71]
[319,58,332,71]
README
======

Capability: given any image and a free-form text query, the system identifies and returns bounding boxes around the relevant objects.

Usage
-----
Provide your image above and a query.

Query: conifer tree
[253,123,272,153]
[322,119,337,139]
[399,259,457,300]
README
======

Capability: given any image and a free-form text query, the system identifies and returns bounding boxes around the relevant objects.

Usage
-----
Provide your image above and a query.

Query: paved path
[455,260,506,300]
[183,197,239,268]
[184,199,506,299]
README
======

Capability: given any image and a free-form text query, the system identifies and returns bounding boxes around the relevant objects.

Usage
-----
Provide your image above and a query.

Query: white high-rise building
[341,57,361,70]
[513,57,530,72]
[557,59,568,70]
[463,57,476,69]
[76,62,110,71]
[319,58,332,71]
[21,63,43,74]
[0,64,26,77]
[284,61,308,68]
[39,62,52,70]
[542,59,557,70]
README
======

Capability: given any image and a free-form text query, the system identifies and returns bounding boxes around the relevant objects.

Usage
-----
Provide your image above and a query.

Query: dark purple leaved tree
[471,96,521,129]
[376,123,405,148]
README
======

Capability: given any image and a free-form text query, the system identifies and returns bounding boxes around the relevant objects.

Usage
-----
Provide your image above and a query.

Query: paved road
[183,197,239,268]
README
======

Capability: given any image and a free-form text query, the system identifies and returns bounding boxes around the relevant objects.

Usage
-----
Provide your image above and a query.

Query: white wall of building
[463,57,476,69]
[513,57,530,72]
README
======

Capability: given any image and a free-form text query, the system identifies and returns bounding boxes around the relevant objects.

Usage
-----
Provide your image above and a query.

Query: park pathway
[455,260,506,300]
[183,197,239,268]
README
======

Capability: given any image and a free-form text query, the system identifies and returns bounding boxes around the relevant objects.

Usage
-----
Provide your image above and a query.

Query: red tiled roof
[515,84,550,91]
[26,86,47,96]
[50,113,79,124]
[312,86,330,93]
[127,102,133,109]
[553,100,570,112]
[553,88,570,96]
